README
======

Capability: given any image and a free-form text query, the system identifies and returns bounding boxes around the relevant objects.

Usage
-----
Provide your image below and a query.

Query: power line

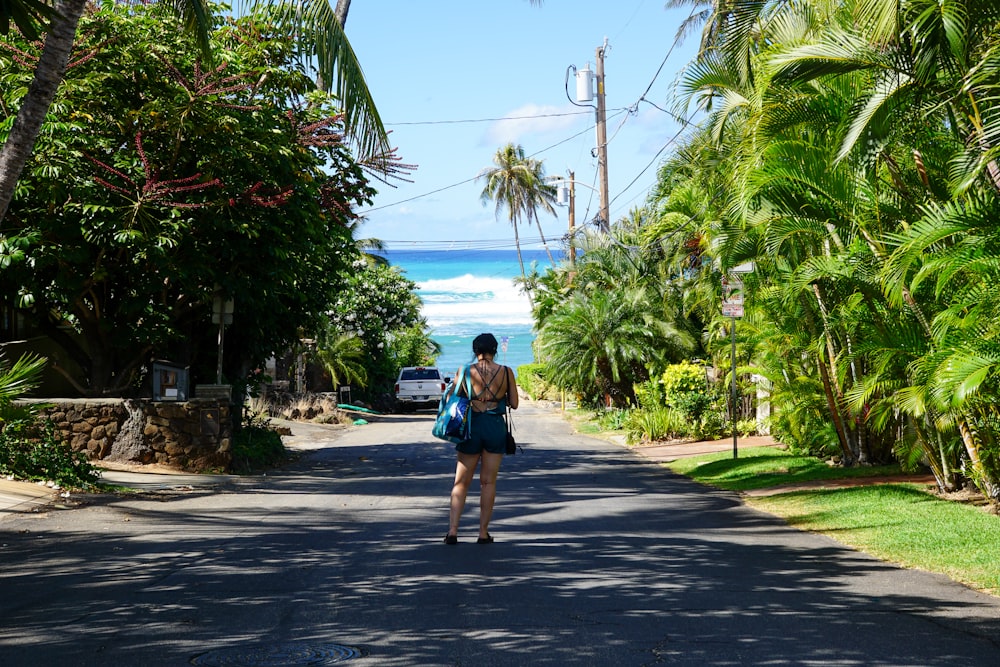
[385,109,595,126]
[609,122,688,208]
[594,2,703,208]
[361,6,705,224]
[360,113,623,215]
[377,238,563,251]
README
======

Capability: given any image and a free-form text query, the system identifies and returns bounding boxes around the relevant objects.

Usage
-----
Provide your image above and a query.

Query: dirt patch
[630,435,784,462]
[934,487,998,513]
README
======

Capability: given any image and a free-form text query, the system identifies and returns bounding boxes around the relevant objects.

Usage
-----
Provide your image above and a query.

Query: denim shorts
[455,411,507,455]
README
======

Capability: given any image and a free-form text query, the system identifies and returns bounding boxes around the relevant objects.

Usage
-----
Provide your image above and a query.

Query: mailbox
[152,361,189,401]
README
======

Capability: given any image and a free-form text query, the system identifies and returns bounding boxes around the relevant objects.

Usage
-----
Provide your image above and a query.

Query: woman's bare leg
[477,452,503,539]
[448,452,480,536]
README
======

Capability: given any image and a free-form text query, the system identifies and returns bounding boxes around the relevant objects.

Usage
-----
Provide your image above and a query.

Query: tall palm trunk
[0,0,87,223]
[512,218,526,285]
[334,0,352,26]
[529,211,555,264]
[811,283,860,463]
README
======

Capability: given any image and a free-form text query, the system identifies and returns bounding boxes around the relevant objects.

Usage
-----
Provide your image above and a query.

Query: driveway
[1,402,999,665]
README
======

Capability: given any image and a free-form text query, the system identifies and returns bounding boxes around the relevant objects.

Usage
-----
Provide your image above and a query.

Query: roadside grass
[667,448,1000,597]
[668,447,904,491]
[750,487,1000,596]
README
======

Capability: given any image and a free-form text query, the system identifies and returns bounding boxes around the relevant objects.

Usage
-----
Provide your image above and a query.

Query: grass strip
[667,448,1000,596]
[668,447,904,491]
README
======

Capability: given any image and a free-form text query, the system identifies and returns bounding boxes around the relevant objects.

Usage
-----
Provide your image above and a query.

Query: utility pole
[568,170,576,265]
[595,40,610,233]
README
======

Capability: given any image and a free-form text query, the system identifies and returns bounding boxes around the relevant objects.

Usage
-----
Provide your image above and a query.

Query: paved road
[2,403,1000,666]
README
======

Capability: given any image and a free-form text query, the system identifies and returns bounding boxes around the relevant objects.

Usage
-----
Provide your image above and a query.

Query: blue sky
[344,1,702,250]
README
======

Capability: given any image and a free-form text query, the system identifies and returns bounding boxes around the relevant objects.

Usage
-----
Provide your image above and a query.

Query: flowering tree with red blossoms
[0,4,382,396]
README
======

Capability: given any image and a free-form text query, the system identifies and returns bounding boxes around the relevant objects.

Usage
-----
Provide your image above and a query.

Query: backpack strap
[456,363,473,399]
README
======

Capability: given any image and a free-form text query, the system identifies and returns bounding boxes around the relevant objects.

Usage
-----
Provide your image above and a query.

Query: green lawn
[666,448,1000,597]
[668,447,905,491]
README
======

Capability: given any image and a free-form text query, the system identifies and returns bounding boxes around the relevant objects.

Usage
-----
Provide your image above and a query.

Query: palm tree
[478,143,557,286]
[537,283,695,407]
[0,0,389,223]
[522,155,559,264]
[314,328,368,390]
[766,0,1000,191]
[0,351,49,423]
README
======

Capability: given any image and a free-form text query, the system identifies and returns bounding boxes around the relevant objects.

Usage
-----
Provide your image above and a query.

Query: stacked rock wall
[18,398,232,471]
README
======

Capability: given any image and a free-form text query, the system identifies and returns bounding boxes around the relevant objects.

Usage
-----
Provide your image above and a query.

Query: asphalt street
[2,402,1000,666]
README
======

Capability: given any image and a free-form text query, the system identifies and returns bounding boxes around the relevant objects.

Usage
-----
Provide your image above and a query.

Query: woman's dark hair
[472,333,498,356]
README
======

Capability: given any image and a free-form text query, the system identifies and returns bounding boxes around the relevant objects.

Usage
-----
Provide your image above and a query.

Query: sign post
[722,275,745,458]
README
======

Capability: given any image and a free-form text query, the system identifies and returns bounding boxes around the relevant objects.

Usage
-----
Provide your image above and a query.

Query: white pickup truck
[394,367,446,411]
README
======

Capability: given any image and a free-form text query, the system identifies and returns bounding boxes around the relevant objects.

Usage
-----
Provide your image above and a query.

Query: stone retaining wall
[18,398,232,472]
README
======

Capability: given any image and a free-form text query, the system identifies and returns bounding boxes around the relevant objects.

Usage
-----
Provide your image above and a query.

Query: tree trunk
[511,218,526,288]
[335,0,352,26]
[107,399,155,463]
[957,416,1000,502]
[817,353,855,465]
[0,0,87,223]
[812,283,861,462]
[912,414,958,493]
[529,211,555,265]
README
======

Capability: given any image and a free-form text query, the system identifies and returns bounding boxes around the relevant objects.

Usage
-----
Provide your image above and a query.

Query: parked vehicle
[394,367,446,411]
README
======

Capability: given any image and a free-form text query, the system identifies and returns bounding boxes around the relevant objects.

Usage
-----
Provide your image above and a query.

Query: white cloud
[482,103,583,146]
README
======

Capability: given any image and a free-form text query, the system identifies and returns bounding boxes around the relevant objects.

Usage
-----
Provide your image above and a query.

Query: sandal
[476,534,494,544]
[444,534,458,545]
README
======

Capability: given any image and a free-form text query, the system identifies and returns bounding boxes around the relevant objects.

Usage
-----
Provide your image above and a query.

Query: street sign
[722,275,745,318]
[722,303,744,318]
[722,276,743,317]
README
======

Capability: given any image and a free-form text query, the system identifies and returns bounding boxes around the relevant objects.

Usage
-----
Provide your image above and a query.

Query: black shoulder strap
[475,364,505,401]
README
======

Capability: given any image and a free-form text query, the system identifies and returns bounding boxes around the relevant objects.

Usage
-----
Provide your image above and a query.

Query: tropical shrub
[737,419,759,438]
[516,363,558,400]
[770,407,841,459]
[662,363,710,412]
[597,408,629,431]
[632,378,664,410]
[661,362,726,435]
[625,407,688,444]
[0,352,48,422]
[0,419,100,488]
[326,260,429,397]
[0,351,99,487]
[230,410,288,474]
[693,410,728,441]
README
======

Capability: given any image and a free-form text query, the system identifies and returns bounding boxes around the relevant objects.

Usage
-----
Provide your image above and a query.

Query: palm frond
[247,0,389,163]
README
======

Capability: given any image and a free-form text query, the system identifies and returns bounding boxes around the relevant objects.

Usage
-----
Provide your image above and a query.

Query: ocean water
[379,248,560,377]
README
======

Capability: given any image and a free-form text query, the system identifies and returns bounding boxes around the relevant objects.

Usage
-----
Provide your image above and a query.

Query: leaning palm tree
[522,155,559,264]
[478,143,557,286]
[0,0,389,223]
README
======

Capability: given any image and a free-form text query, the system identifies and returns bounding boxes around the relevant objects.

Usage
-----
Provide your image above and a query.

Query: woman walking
[444,333,519,544]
